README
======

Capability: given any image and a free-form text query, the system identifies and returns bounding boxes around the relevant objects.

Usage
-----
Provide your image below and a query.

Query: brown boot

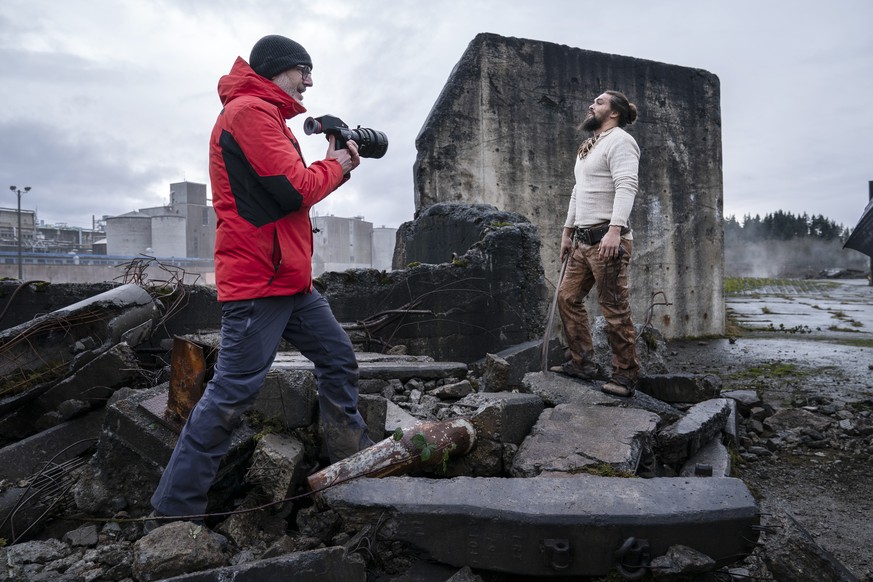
[601,375,636,397]
[549,359,605,380]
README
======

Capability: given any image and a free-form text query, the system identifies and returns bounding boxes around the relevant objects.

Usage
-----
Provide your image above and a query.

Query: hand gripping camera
[303,115,388,159]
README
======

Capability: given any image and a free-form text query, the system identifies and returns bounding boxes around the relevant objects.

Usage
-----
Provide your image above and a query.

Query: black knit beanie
[249,35,313,79]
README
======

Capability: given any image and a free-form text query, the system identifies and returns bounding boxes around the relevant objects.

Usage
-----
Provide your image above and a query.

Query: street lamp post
[9,185,31,281]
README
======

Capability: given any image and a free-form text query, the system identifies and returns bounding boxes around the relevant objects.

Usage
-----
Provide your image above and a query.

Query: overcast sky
[1,1,871,233]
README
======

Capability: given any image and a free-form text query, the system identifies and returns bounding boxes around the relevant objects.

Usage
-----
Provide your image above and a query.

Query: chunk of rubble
[679,438,732,478]
[444,391,544,477]
[656,398,732,466]
[132,521,228,581]
[510,403,659,477]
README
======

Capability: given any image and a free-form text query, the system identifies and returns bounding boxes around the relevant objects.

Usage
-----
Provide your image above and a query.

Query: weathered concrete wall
[322,204,546,363]
[414,33,724,338]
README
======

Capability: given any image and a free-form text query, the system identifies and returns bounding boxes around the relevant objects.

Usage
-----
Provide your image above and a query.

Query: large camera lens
[348,127,389,159]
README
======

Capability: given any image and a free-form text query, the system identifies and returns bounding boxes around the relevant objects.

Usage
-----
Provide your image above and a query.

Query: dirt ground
[664,278,873,579]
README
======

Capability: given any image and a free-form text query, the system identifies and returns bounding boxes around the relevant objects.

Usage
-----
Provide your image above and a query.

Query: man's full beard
[581,113,602,132]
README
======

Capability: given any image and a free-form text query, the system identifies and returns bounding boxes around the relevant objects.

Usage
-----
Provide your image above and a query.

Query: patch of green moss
[726,361,799,380]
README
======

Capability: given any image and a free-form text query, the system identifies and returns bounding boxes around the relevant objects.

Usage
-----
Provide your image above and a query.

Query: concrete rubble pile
[0,207,865,580]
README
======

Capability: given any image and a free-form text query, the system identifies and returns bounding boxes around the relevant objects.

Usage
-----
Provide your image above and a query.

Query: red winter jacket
[209,57,346,302]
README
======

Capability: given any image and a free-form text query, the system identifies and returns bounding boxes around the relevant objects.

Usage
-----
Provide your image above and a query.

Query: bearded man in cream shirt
[552,90,641,397]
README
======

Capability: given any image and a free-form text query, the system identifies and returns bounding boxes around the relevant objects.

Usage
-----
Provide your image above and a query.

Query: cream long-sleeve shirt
[563,127,640,237]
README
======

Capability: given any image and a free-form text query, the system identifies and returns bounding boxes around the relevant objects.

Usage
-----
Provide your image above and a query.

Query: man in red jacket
[150,35,374,524]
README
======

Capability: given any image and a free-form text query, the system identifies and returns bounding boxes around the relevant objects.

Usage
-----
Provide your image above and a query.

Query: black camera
[303,115,388,159]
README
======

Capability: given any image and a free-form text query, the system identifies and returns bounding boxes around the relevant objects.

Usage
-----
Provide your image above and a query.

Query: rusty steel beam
[166,336,215,423]
[307,418,476,493]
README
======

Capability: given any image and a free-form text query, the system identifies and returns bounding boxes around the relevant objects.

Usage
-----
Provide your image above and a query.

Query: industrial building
[2,181,396,283]
[311,214,396,275]
[105,181,216,259]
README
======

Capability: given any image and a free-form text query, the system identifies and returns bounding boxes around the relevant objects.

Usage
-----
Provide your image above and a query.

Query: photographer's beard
[580,112,603,132]
[273,70,305,102]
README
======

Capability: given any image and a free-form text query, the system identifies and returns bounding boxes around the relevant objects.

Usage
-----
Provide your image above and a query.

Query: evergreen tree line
[724,210,850,244]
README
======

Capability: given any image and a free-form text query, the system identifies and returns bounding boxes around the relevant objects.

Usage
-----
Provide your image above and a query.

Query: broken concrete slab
[333,204,546,363]
[321,475,759,578]
[510,403,660,477]
[637,373,722,403]
[656,398,733,466]
[650,544,717,577]
[0,408,104,482]
[0,342,144,443]
[428,379,473,399]
[721,389,762,415]
[522,371,615,407]
[73,384,255,514]
[679,438,732,478]
[0,283,159,418]
[470,339,563,389]
[522,371,682,422]
[158,546,367,582]
[36,342,142,415]
[272,352,468,381]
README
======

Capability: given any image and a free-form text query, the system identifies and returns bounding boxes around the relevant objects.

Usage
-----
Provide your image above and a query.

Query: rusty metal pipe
[307,418,476,493]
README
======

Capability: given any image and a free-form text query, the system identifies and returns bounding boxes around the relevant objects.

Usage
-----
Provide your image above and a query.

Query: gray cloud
[1,0,871,232]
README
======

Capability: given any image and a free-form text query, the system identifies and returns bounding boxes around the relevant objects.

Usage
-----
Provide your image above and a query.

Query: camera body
[303,114,388,159]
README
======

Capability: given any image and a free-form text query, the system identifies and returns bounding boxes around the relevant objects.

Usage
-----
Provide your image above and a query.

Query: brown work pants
[556,238,639,381]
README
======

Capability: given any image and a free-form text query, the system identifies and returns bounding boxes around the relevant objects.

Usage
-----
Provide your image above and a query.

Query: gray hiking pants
[151,289,372,518]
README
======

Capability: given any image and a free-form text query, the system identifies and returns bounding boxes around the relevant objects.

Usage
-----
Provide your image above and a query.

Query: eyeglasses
[295,65,312,79]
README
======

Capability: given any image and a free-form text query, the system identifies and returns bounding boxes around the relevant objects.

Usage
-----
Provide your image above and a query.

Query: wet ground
[665,278,873,578]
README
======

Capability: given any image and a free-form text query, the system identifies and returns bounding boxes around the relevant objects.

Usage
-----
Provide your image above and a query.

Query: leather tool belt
[574,223,610,245]
[573,223,630,245]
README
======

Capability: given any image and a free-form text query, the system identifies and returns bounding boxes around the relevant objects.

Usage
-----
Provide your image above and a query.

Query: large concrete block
[414,33,724,339]
[322,476,759,578]
[511,403,660,476]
